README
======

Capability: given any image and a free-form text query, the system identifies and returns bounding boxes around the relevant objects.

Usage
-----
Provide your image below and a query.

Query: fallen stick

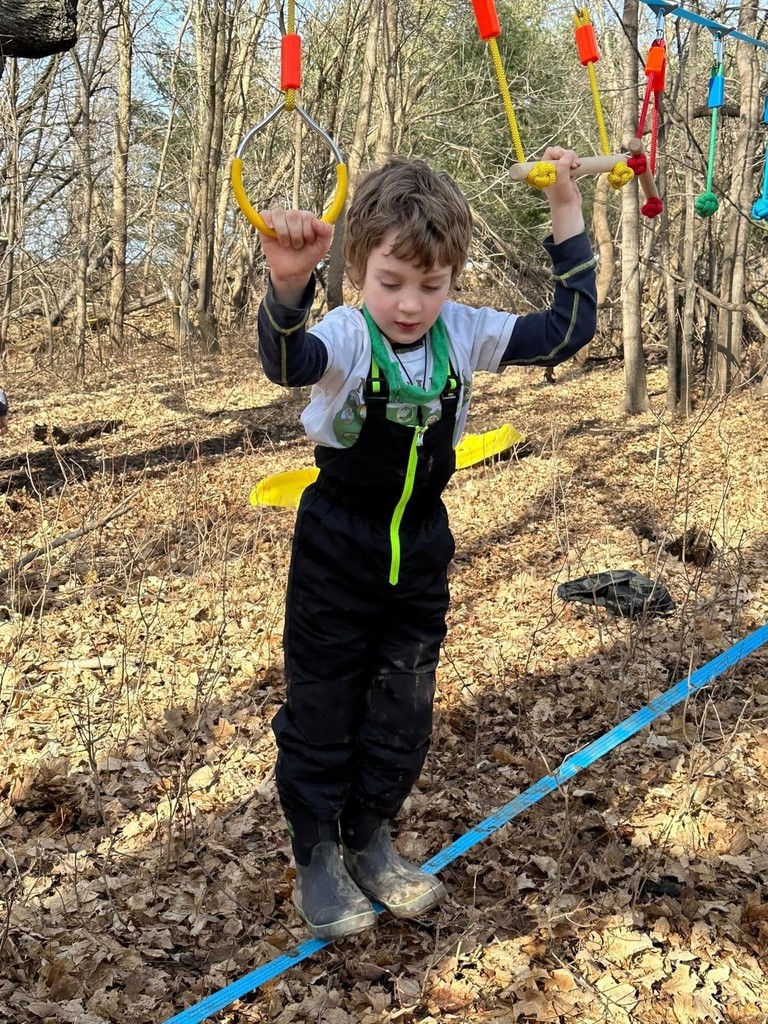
[38,656,143,672]
[0,503,131,583]
[32,419,123,446]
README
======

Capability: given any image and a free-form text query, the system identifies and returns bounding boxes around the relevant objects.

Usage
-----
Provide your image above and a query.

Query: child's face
[361,231,452,345]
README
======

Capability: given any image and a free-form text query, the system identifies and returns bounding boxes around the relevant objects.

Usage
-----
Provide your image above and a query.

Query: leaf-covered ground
[2,332,768,1024]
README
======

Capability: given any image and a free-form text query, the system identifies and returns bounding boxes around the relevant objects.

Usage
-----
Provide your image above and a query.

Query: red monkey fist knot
[642,196,663,218]
[627,153,647,175]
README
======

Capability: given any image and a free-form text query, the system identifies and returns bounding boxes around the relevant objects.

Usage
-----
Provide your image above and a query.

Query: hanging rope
[470,0,554,187]
[695,35,725,218]
[752,92,768,220]
[282,0,298,111]
[574,8,633,190]
[487,37,526,163]
[629,19,666,219]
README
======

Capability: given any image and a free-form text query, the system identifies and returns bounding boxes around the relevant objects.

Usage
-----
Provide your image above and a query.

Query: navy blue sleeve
[500,230,597,367]
[257,275,329,387]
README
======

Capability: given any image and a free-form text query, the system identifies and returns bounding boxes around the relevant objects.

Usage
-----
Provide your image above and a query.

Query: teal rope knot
[752,197,768,221]
[695,191,719,217]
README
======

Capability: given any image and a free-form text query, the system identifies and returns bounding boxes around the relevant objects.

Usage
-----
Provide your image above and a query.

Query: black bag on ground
[558,569,675,619]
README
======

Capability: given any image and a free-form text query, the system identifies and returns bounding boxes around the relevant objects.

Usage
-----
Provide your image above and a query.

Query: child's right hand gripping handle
[231,101,348,238]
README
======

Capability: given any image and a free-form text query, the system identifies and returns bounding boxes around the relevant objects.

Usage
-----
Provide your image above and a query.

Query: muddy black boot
[342,816,445,920]
[289,816,377,940]
[294,843,379,939]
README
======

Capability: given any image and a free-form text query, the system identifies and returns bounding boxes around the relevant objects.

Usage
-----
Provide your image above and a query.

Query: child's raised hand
[258,209,334,304]
[541,147,583,208]
[540,147,585,243]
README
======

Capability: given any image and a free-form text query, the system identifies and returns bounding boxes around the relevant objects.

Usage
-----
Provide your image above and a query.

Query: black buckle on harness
[364,363,460,411]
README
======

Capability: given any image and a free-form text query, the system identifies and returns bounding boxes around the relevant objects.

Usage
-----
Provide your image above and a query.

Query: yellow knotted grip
[232,100,347,238]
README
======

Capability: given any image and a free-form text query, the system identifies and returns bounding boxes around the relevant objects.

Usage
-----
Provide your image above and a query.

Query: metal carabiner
[231,100,348,238]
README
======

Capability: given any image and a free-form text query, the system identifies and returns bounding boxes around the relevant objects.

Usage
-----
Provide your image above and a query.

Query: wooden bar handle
[509,143,661,203]
[509,154,629,182]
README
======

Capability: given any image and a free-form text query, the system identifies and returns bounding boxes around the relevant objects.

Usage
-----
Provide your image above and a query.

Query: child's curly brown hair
[343,157,473,286]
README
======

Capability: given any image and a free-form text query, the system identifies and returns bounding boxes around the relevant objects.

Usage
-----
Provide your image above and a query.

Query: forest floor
[2,325,768,1024]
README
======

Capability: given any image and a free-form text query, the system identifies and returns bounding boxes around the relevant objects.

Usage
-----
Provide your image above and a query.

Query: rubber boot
[342,820,445,919]
[293,840,378,941]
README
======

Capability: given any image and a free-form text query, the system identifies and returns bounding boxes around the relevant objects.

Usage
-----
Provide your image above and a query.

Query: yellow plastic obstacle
[455,423,523,469]
[250,424,524,509]
[250,466,320,509]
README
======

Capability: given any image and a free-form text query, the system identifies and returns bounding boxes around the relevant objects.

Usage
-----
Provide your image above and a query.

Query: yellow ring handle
[231,160,348,237]
[231,101,348,238]
[323,163,348,227]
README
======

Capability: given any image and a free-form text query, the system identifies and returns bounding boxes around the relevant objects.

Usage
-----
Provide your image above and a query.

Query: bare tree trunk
[214,2,267,323]
[650,112,680,412]
[142,2,191,284]
[679,28,700,415]
[375,0,398,161]
[620,0,648,414]
[327,0,378,308]
[0,60,20,356]
[176,0,208,354]
[109,0,132,353]
[326,209,347,310]
[714,0,759,392]
[71,4,107,378]
[195,0,229,354]
[575,174,614,366]
[701,218,718,394]
[660,194,679,411]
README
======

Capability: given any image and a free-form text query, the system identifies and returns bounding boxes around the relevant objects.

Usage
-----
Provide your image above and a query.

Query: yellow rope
[586,61,609,156]
[488,37,526,163]
[574,9,632,189]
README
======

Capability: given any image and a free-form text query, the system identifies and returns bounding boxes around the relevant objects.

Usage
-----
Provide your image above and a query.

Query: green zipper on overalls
[364,311,452,587]
[388,419,426,586]
[368,354,423,586]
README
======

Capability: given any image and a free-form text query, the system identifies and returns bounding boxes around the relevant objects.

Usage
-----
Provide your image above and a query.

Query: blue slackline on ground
[163,620,768,1024]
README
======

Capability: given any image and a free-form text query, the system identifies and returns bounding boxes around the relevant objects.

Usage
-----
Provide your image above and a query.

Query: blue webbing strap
[163,620,768,1024]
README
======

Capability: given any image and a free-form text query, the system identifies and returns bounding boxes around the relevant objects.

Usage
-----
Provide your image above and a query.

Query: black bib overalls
[273,360,460,824]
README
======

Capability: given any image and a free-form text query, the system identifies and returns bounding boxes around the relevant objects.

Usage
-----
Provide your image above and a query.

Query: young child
[257,149,597,940]
[0,388,8,435]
